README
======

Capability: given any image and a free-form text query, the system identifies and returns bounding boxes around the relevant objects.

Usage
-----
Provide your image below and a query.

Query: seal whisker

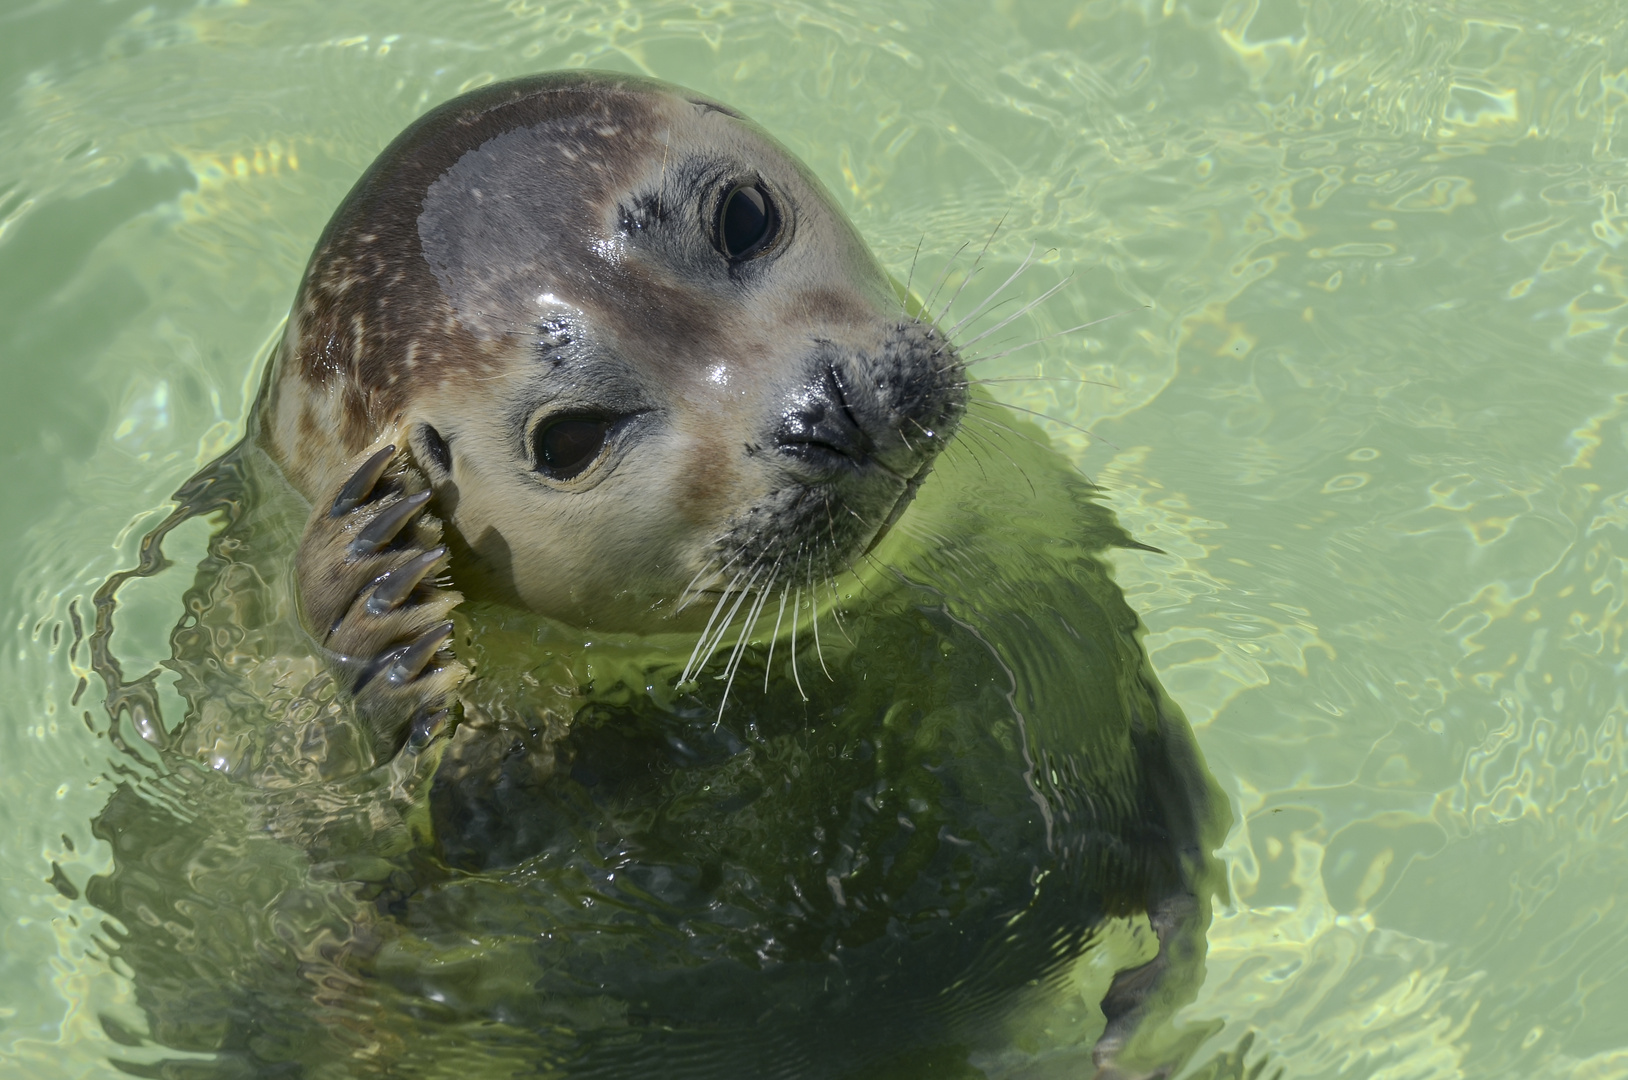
[689,558,768,683]
[820,494,846,577]
[956,272,1075,350]
[967,375,1121,389]
[816,500,865,638]
[840,502,871,528]
[676,548,740,613]
[713,650,747,728]
[840,503,898,602]
[916,241,971,326]
[763,584,790,693]
[955,326,1030,364]
[789,583,808,702]
[950,425,999,485]
[961,422,1036,496]
[678,533,760,613]
[946,242,1040,338]
[901,234,925,318]
[897,416,924,456]
[935,214,1007,326]
[675,560,720,614]
[969,397,1119,451]
[715,573,774,727]
[807,554,833,681]
[945,294,1025,341]
[955,427,994,481]
[855,542,896,586]
[962,413,1099,485]
[815,502,857,644]
[825,575,854,646]
[682,568,747,684]
[958,307,1148,369]
[961,411,1065,457]
[730,555,779,668]
[935,265,985,326]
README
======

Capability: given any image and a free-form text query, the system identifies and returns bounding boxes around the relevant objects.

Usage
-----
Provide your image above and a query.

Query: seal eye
[717,184,777,260]
[534,417,611,480]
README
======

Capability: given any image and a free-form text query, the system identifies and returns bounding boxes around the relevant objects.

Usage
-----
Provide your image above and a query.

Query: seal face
[258,71,964,631]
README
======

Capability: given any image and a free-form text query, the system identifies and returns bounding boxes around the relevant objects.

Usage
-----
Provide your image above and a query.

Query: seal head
[258,72,964,630]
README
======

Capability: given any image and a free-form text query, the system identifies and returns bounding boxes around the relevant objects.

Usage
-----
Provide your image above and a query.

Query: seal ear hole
[534,416,611,480]
[716,183,777,261]
[415,423,452,476]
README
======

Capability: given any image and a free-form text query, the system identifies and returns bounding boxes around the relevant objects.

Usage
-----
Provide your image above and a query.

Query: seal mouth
[776,435,867,472]
[861,456,936,558]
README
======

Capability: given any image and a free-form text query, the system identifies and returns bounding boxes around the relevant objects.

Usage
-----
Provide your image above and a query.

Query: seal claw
[366,547,447,615]
[298,446,465,755]
[385,620,454,686]
[350,490,432,557]
[407,707,450,751]
[331,444,396,517]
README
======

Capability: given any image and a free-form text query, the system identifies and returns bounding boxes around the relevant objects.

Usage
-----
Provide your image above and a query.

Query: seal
[262,70,965,758]
[87,71,1227,1080]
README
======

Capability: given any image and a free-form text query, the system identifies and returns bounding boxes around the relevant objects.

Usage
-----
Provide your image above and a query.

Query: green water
[2,0,1626,1077]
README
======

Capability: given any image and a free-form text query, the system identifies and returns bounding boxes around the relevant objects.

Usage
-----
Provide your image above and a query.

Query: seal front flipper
[295,441,468,757]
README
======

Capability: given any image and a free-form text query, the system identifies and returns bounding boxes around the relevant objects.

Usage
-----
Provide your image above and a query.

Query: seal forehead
[418,95,670,340]
[272,75,694,467]
[411,84,876,389]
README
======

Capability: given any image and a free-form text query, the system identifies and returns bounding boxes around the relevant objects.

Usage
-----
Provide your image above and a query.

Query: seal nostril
[824,364,865,434]
[774,365,870,469]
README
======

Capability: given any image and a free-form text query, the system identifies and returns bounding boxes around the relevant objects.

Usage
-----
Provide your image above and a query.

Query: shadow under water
[85,417,1230,1079]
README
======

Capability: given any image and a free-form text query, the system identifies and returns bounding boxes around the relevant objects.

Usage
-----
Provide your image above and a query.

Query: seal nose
[774,365,872,471]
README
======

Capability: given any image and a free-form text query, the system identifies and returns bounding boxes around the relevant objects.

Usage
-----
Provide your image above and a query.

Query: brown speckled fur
[257,74,673,498]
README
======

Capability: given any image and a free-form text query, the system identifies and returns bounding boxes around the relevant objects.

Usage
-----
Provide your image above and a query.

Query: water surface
[3,1,1627,1077]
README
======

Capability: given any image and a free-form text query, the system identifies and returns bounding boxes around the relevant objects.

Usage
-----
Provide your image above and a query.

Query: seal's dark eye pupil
[719,184,774,260]
[535,417,610,479]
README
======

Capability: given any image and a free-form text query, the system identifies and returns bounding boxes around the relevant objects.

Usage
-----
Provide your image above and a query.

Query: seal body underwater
[87,71,1229,1079]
